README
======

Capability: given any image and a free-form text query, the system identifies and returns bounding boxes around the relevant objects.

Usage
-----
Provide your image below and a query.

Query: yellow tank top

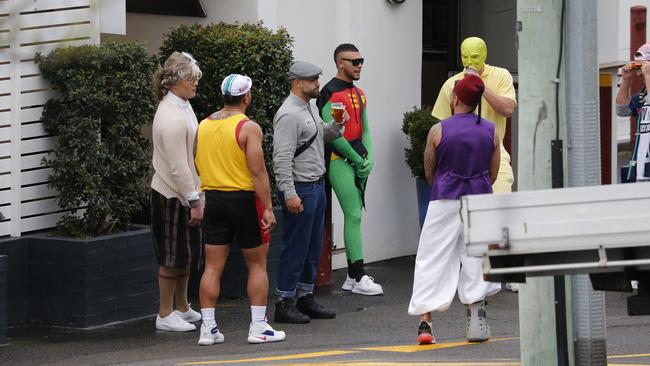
[195,113,254,191]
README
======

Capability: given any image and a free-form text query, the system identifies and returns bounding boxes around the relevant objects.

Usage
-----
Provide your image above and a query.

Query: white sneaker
[505,283,519,292]
[174,307,201,323]
[466,300,490,342]
[198,323,225,346]
[351,275,384,296]
[341,275,356,291]
[155,312,196,332]
[247,321,286,344]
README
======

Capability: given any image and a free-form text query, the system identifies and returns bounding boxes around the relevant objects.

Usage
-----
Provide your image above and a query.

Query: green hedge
[159,22,294,198]
[36,42,157,238]
[402,106,439,179]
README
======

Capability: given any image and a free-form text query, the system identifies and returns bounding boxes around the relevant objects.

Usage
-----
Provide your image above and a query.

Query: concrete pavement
[0,256,649,365]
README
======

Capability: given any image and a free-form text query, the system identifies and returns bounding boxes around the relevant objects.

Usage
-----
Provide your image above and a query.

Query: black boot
[274,298,310,324]
[296,294,336,319]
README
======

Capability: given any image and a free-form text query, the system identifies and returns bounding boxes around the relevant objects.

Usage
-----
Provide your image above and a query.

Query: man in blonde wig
[150,51,204,332]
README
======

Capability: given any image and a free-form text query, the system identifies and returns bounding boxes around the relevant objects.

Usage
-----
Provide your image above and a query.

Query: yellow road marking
[609,353,650,359]
[357,337,519,353]
[274,363,650,366]
[179,337,527,365]
[178,350,358,365]
[287,363,521,366]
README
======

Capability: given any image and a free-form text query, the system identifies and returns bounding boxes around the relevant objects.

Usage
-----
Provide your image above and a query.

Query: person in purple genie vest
[408,74,501,345]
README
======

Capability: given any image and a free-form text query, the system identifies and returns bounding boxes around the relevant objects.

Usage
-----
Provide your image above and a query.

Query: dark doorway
[421,0,458,107]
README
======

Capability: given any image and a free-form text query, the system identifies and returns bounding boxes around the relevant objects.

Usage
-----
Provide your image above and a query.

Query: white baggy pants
[408,200,501,316]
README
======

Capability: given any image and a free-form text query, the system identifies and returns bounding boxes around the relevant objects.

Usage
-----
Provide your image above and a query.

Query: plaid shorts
[150,189,203,269]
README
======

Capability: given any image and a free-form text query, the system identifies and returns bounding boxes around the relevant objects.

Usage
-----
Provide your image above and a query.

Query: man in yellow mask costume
[432,37,516,193]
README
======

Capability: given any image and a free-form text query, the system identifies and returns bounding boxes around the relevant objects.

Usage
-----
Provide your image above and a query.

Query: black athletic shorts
[202,190,269,248]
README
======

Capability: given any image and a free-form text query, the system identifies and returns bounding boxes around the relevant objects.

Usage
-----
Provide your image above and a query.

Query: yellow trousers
[493,144,514,194]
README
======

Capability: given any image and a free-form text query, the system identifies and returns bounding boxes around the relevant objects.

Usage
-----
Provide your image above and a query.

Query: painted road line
[608,353,650,359]
[178,350,358,365]
[277,363,521,366]
[357,337,519,353]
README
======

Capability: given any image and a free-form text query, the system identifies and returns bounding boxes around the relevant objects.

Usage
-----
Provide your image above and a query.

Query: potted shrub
[159,22,293,297]
[402,106,439,228]
[29,42,159,327]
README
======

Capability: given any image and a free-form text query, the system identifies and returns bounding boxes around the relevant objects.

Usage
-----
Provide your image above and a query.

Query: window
[423,0,449,52]
[126,0,206,17]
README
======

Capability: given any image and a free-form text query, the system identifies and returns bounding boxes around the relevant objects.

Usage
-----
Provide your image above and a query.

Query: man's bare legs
[199,245,230,310]
[241,243,269,306]
[159,266,189,317]
[156,266,197,332]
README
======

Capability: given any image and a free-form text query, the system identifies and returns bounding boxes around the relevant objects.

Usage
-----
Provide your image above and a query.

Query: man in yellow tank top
[194,74,285,345]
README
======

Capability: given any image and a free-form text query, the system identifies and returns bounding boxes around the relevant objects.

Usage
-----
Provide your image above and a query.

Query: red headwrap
[453,74,485,107]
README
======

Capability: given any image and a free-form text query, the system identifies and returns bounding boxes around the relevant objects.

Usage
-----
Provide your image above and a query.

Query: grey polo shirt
[273,92,343,200]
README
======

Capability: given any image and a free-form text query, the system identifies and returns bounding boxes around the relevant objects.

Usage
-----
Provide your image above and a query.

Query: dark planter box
[0,255,7,345]
[28,226,158,328]
[0,237,29,325]
[190,207,284,299]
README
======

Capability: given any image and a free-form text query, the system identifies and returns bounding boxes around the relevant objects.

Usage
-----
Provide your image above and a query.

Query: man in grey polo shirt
[273,61,347,324]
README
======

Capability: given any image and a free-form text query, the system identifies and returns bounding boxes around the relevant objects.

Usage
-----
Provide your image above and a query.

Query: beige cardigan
[150,96,202,207]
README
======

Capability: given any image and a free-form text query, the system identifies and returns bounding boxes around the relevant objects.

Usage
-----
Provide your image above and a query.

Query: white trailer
[461,182,650,278]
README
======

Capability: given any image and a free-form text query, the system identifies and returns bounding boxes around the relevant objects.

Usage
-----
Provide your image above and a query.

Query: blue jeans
[276,181,326,298]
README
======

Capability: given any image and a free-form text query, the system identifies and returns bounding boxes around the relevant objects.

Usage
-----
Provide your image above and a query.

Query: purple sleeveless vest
[430,113,495,201]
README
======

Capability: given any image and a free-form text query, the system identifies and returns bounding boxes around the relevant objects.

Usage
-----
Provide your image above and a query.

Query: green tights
[328,158,366,279]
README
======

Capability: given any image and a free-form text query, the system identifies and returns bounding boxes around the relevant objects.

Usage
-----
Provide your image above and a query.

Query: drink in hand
[331,102,345,122]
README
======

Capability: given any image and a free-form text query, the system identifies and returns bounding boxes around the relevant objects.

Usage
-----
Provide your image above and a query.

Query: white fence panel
[0,173,9,189]
[21,183,54,201]
[21,122,47,139]
[0,111,9,125]
[3,0,99,236]
[20,7,91,28]
[0,125,9,140]
[21,107,43,123]
[21,152,49,170]
[19,0,91,13]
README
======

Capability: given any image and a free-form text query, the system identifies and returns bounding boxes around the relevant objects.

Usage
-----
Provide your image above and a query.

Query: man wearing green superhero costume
[317,43,383,296]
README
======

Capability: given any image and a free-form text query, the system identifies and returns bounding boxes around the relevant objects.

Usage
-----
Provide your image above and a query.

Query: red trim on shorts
[255,195,270,244]
[235,118,251,150]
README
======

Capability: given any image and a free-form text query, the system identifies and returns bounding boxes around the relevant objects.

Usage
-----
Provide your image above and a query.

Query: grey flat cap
[287,61,322,80]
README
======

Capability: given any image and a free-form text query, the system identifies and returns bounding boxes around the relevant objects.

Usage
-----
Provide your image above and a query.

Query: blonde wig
[153,51,202,102]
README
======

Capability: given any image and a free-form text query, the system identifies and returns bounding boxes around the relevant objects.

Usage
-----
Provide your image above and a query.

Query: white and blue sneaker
[247,320,286,344]
[198,323,225,346]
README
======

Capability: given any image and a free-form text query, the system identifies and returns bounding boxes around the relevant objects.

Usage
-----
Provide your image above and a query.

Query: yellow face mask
[460,37,487,72]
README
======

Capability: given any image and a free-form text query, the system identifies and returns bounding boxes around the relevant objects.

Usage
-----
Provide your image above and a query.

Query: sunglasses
[339,57,365,66]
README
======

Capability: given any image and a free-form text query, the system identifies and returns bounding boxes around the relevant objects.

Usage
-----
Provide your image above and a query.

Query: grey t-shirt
[273,92,342,200]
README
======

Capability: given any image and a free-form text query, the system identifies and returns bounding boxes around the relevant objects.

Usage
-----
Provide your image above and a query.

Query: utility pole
[518,1,607,365]
[564,1,607,365]
[517,1,567,365]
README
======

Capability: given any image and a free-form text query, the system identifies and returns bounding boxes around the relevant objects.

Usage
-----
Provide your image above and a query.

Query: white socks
[251,305,266,323]
[201,308,215,327]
